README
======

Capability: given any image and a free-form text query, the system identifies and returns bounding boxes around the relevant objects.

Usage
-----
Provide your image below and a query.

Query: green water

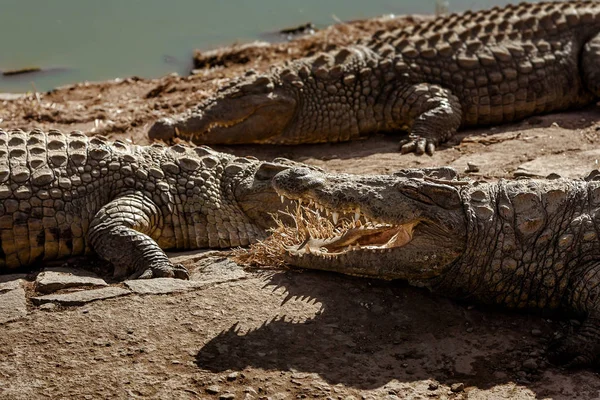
[1,0,534,93]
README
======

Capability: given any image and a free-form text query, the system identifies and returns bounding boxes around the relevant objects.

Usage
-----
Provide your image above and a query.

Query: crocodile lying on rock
[150,1,600,155]
[0,128,302,280]
[272,166,600,366]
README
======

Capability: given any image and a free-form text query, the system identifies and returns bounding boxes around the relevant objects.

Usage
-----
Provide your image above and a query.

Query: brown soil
[2,14,600,400]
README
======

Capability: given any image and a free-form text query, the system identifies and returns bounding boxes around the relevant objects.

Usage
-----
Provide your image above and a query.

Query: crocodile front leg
[549,312,600,367]
[396,83,463,155]
[88,194,189,280]
[582,33,600,98]
[549,262,600,367]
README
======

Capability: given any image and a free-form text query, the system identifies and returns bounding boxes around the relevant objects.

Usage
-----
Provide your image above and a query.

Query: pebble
[227,372,239,381]
[522,358,538,371]
[219,394,235,400]
[465,162,480,173]
[531,329,542,337]
[39,303,57,311]
[493,371,508,379]
[243,387,257,394]
[428,382,439,391]
[450,383,464,393]
[206,385,220,395]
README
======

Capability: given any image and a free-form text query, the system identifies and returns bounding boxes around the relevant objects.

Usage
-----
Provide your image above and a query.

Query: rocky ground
[2,13,600,400]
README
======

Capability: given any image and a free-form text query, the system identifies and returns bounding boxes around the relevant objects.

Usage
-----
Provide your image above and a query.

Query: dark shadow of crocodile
[194,268,600,397]
[209,106,600,163]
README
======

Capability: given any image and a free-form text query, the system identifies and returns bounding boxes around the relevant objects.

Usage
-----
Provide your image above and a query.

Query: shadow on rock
[195,269,555,391]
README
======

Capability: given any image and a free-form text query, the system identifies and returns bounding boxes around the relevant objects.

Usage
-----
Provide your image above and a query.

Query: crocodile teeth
[280,195,285,203]
[332,212,339,225]
[354,209,360,222]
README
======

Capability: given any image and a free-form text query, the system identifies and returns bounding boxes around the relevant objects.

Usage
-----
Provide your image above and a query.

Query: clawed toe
[128,262,190,280]
[547,337,598,368]
[399,136,436,156]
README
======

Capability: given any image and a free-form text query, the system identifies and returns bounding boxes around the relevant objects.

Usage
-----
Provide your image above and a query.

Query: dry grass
[232,205,353,269]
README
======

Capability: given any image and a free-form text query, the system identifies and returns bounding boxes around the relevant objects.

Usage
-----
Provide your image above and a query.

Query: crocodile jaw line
[278,192,419,256]
[201,114,251,136]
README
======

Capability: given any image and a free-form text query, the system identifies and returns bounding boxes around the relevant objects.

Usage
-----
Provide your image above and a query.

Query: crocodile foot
[114,261,190,280]
[547,333,599,368]
[399,135,436,156]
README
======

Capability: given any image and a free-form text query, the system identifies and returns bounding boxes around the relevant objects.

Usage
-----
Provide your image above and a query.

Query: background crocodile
[271,166,600,366]
[0,128,301,280]
[149,1,600,155]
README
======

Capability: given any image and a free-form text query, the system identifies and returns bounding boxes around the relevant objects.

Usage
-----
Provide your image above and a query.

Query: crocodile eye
[255,162,290,181]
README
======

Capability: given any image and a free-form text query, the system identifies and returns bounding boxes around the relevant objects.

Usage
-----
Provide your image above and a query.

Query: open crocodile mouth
[277,193,419,257]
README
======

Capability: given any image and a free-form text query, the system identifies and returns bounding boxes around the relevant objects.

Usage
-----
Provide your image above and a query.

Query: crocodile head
[234,159,320,230]
[272,168,468,281]
[149,73,297,144]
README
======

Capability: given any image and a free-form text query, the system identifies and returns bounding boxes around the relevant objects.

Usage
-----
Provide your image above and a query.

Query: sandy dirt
[2,14,600,400]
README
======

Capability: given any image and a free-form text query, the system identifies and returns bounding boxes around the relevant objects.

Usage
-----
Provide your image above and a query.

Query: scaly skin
[150,1,600,155]
[0,128,303,279]
[272,166,600,366]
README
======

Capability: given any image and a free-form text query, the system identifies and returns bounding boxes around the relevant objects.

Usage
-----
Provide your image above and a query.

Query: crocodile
[149,1,600,155]
[271,166,600,366]
[0,128,302,280]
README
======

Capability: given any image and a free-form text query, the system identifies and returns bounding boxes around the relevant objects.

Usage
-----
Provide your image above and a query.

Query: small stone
[428,382,439,390]
[227,372,239,381]
[550,122,560,128]
[466,327,474,333]
[450,383,464,393]
[219,394,235,400]
[493,371,508,379]
[465,162,480,173]
[531,329,542,337]
[243,387,257,394]
[39,303,57,311]
[206,385,220,395]
[522,358,538,371]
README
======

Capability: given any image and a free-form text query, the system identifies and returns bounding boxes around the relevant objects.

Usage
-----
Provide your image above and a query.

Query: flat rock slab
[0,93,27,101]
[514,149,600,178]
[124,278,207,295]
[32,287,130,306]
[190,257,248,283]
[124,258,248,295]
[0,274,27,283]
[0,279,27,324]
[35,267,108,294]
